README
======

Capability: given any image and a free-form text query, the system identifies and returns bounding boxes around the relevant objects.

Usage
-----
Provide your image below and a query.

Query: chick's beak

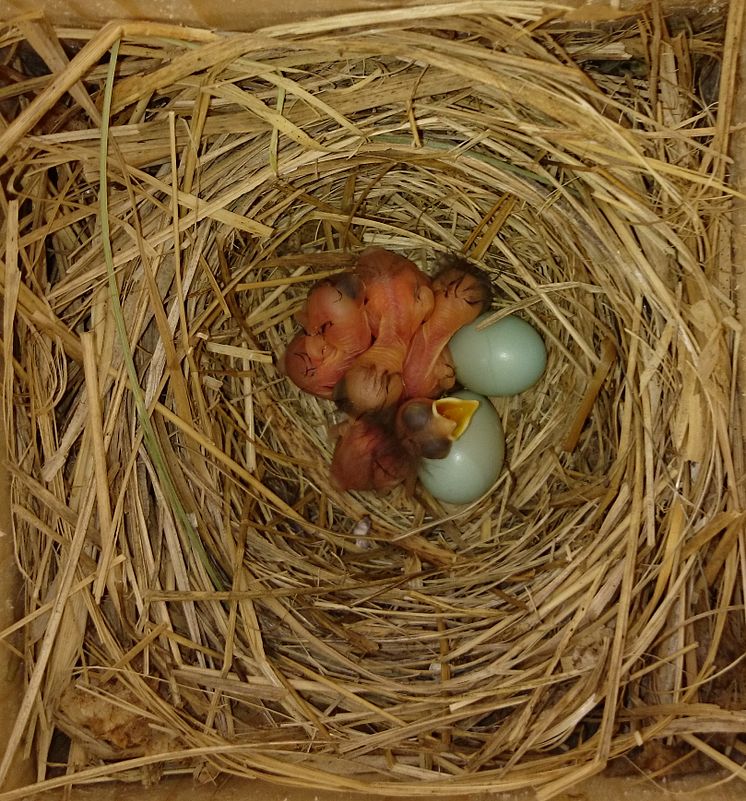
[395,396,479,459]
[433,396,479,440]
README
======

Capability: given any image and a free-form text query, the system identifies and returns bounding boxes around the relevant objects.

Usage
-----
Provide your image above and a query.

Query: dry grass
[0,2,744,798]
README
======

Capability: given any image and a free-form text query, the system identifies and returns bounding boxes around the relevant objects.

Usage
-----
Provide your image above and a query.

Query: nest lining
[1,3,744,799]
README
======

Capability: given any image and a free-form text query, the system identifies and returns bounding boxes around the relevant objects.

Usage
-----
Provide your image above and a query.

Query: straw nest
[1,3,745,798]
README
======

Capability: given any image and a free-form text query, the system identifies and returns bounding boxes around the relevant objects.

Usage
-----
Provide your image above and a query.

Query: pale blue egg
[418,390,505,505]
[449,312,547,396]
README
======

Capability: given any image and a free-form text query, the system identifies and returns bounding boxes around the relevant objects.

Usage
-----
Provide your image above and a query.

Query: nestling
[402,256,491,399]
[282,333,356,399]
[330,413,415,493]
[296,273,372,355]
[335,247,434,413]
[395,396,479,459]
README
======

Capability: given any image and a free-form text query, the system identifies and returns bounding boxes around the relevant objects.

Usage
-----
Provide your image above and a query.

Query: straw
[0,2,743,798]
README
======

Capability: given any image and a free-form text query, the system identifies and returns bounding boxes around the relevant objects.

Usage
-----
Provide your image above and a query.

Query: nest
[1,3,745,798]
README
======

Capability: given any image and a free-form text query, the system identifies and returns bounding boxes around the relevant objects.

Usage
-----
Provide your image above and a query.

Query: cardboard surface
[0,397,33,791]
[0,0,741,798]
[3,0,461,32]
[17,771,746,801]
[1,0,727,33]
[734,6,746,461]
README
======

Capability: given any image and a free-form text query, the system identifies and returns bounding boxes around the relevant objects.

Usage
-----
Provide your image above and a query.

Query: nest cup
[1,4,743,798]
